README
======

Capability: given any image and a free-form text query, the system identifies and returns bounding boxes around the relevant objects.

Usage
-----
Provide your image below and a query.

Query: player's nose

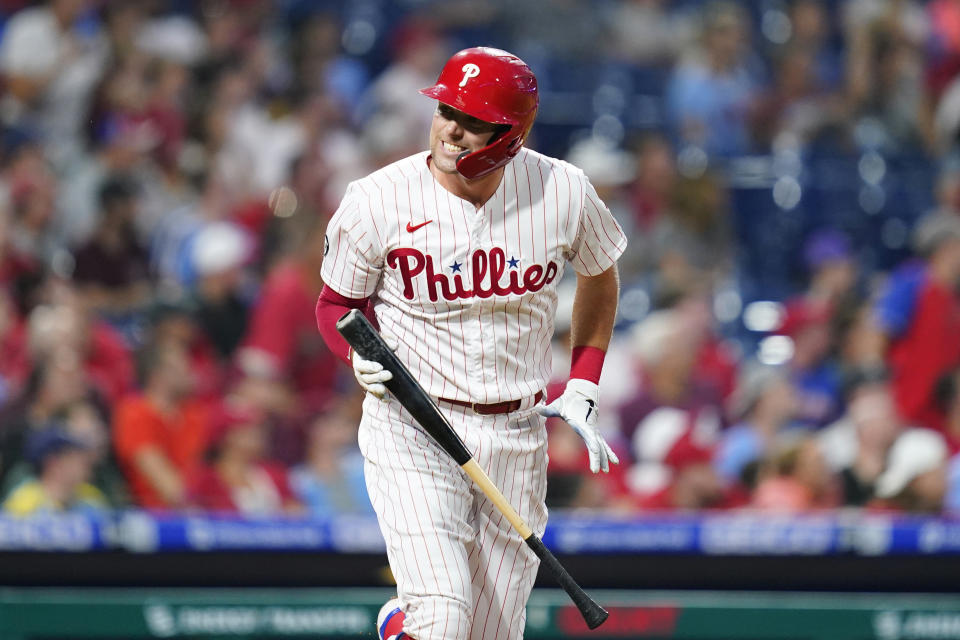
[443,118,464,139]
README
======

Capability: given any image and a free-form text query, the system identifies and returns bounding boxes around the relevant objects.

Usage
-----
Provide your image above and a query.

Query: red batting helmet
[420,47,538,179]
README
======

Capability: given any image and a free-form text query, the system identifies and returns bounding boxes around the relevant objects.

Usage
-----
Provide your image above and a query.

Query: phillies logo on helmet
[387,247,558,302]
[459,63,480,87]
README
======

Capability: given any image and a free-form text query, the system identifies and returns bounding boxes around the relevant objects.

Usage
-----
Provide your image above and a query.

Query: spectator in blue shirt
[715,363,799,488]
[289,394,373,518]
[666,1,759,157]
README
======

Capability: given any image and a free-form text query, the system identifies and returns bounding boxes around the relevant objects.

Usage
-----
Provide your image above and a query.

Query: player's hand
[536,379,619,473]
[351,336,399,398]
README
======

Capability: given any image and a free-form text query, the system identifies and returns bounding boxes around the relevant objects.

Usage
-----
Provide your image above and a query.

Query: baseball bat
[336,309,608,630]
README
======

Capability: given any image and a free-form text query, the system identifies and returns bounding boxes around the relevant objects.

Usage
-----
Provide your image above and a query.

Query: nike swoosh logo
[585,399,596,421]
[406,220,433,232]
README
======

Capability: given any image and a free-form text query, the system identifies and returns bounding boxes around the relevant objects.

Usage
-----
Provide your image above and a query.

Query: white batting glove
[536,379,619,473]
[351,336,399,398]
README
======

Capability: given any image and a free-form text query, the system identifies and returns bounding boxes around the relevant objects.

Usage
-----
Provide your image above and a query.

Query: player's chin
[432,154,460,174]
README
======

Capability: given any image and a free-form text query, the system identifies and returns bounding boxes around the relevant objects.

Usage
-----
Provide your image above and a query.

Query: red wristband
[570,346,605,384]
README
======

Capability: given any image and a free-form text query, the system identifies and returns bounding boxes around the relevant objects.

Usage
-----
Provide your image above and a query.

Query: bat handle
[524,535,609,629]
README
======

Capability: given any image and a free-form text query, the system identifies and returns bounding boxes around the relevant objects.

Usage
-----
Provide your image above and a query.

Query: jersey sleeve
[568,177,628,276]
[320,183,384,299]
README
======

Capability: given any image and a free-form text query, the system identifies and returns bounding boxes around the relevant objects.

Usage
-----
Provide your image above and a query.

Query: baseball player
[315,47,626,640]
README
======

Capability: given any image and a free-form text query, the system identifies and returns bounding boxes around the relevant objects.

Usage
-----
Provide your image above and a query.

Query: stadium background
[0,0,960,638]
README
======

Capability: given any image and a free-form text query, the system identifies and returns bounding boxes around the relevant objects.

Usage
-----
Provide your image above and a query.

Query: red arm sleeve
[315,285,374,365]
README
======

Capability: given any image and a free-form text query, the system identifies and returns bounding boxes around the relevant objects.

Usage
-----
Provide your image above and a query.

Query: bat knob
[585,605,609,629]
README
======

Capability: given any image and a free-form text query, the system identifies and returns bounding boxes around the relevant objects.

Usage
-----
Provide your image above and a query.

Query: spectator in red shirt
[926,0,960,100]
[112,339,208,509]
[82,312,136,407]
[875,215,960,432]
[20,277,135,408]
[671,289,738,400]
[189,403,300,516]
[238,212,340,417]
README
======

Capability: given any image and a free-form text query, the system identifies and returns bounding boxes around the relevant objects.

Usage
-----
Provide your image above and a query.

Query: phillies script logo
[387,247,558,302]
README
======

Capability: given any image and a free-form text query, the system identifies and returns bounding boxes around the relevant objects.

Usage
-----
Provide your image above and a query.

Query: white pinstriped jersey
[321,147,627,404]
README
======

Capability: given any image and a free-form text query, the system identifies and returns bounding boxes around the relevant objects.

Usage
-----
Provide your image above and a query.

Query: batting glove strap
[535,379,619,474]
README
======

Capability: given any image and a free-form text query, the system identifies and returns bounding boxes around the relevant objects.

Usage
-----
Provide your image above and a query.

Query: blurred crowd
[0,0,960,520]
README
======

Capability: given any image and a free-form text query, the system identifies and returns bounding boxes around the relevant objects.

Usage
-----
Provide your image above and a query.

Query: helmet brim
[419,84,516,126]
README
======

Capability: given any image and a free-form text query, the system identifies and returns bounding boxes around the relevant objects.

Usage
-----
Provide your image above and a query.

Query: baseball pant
[359,394,548,640]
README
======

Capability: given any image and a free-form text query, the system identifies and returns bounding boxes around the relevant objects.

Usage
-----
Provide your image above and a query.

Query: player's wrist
[564,377,599,398]
[569,346,605,384]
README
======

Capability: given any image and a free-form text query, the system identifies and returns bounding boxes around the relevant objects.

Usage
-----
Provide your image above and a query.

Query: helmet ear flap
[455,131,516,179]
[490,124,512,144]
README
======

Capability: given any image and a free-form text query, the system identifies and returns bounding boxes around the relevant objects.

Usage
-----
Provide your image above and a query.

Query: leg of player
[362,399,475,640]
[466,408,548,640]
[364,397,547,640]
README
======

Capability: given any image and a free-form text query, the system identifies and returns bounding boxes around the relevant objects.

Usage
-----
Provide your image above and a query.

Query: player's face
[429,103,500,175]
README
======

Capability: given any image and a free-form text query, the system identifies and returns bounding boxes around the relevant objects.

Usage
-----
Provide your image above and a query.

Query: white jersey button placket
[466,206,488,390]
